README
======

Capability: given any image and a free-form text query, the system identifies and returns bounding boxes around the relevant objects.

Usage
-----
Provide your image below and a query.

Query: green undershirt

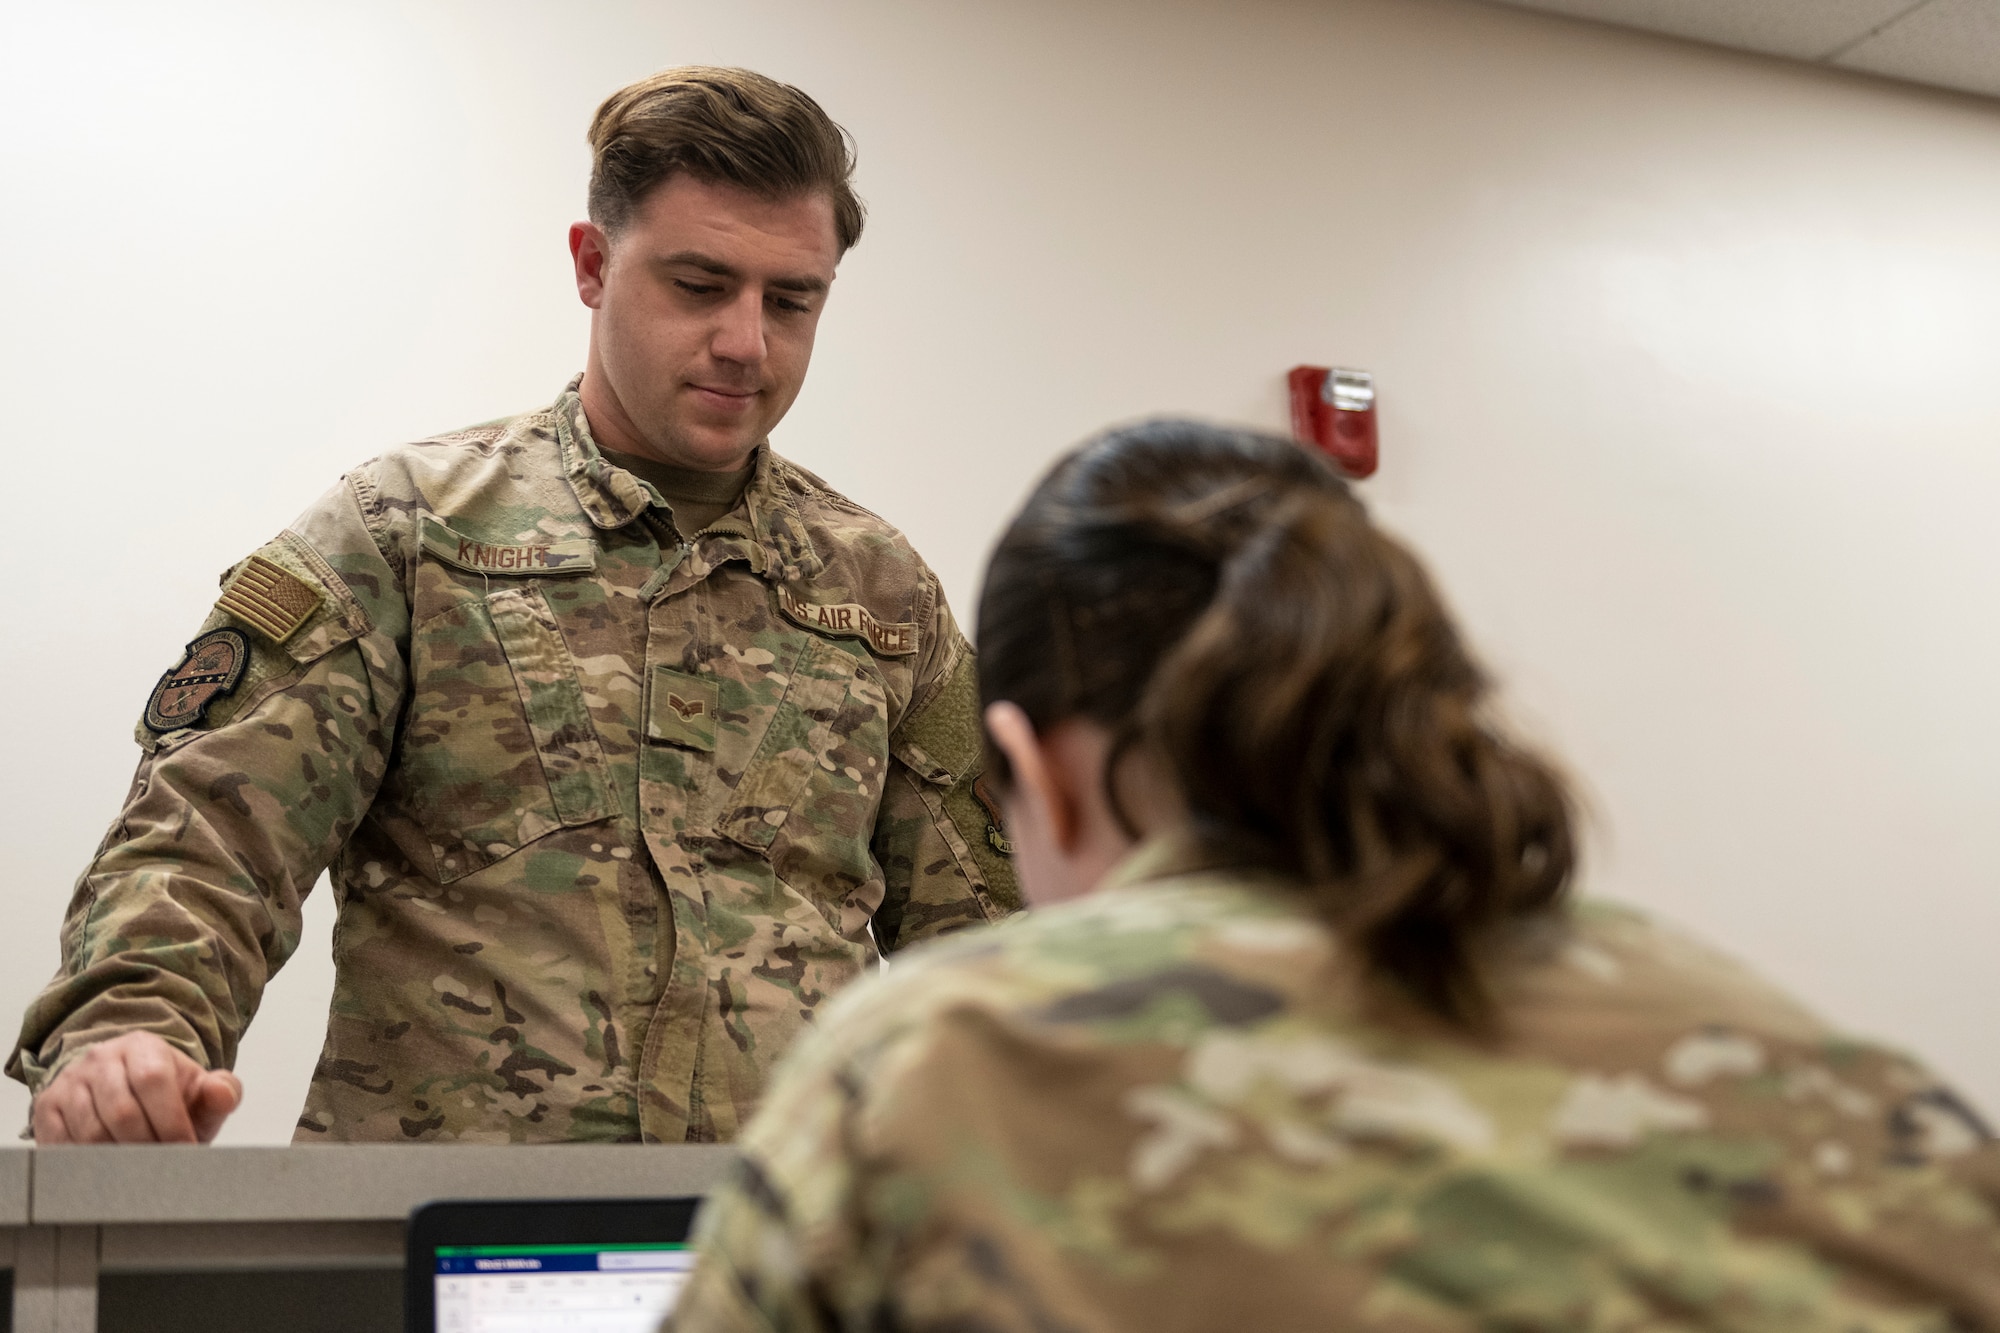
[602,448,755,539]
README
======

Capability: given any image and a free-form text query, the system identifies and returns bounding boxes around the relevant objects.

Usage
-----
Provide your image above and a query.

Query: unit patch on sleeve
[777,587,919,657]
[217,555,320,644]
[144,628,251,733]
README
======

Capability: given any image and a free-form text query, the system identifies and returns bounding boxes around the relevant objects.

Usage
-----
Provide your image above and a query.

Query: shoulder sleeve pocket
[136,533,367,751]
[889,641,982,786]
[889,646,1018,910]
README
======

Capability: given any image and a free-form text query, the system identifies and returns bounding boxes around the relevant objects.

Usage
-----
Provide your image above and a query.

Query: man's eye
[674,280,722,296]
[771,296,811,314]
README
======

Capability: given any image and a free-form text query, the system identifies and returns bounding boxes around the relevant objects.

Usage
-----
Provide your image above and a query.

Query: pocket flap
[714,639,859,852]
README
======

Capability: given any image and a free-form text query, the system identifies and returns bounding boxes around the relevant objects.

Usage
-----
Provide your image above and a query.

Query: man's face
[571,174,840,470]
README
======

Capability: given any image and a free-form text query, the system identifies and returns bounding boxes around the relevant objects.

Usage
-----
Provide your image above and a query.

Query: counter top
[4,1144,733,1226]
[0,1150,27,1226]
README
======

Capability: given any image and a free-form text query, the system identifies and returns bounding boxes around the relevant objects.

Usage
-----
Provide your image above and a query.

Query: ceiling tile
[1833,0,2000,97]
[1487,0,1923,61]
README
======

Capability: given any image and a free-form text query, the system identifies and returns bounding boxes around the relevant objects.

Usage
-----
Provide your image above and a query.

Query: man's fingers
[86,1068,162,1143]
[31,1093,74,1144]
[190,1071,242,1143]
[50,1083,112,1144]
[121,1043,198,1142]
[29,1037,237,1145]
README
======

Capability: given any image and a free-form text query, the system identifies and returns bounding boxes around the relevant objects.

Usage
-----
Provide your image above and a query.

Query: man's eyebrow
[658,250,737,277]
[656,250,829,295]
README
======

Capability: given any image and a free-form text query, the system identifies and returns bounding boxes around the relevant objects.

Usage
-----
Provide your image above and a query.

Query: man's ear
[569,222,610,309]
[983,702,1079,854]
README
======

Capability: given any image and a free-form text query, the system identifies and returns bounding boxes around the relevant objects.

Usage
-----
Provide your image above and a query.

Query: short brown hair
[586,66,864,252]
[978,421,1575,1029]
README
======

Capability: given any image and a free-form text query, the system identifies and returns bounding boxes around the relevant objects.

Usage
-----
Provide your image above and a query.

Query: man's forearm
[10,632,397,1092]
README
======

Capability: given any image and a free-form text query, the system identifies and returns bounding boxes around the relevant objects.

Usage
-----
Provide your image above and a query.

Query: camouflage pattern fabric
[8,378,1017,1143]
[670,848,2000,1331]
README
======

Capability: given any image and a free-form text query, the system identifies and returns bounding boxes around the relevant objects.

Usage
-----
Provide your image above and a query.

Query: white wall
[3,0,1997,1143]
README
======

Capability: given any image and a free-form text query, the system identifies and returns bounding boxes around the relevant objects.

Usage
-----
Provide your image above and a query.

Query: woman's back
[678,852,2000,1330]
[667,421,2000,1330]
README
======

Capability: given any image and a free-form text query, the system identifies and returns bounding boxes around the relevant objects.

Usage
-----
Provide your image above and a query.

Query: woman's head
[977,419,1575,1027]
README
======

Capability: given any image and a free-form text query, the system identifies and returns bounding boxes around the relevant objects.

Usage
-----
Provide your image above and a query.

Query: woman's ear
[983,702,1076,854]
[985,703,1145,907]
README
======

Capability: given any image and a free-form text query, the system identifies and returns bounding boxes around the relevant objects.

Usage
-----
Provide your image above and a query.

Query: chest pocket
[395,583,613,882]
[707,635,888,855]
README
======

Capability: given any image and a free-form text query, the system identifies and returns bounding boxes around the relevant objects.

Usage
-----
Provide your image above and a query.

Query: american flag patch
[218,555,320,644]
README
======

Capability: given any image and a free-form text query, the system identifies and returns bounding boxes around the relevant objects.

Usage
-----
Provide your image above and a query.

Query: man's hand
[31,1033,242,1144]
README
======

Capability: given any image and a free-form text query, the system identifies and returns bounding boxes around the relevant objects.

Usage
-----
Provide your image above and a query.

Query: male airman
[11,66,1015,1144]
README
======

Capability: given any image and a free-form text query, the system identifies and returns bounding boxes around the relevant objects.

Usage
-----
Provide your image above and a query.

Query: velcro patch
[422,515,597,576]
[647,667,718,751]
[777,587,918,657]
[144,628,250,733]
[218,556,320,644]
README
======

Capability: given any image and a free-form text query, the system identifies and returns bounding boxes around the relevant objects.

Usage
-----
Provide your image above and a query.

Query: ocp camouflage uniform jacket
[8,380,1017,1143]
[673,848,2000,1331]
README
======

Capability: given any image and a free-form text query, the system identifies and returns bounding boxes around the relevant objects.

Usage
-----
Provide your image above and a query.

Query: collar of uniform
[1097,832,1207,893]
[1093,830,1289,898]
[555,378,654,528]
[735,447,824,583]
[552,377,824,583]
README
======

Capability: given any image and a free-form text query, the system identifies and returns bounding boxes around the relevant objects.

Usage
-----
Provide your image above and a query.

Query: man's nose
[711,289,768,367]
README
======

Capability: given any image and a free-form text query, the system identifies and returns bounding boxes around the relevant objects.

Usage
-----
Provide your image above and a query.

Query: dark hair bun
[977,419,1574,1027]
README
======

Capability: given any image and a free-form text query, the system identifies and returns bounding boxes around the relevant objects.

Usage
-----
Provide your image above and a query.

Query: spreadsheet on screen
[434,1242,694,1333]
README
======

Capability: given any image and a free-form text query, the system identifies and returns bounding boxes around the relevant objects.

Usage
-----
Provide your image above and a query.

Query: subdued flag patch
[144,628,250,732]
[973,775,1015,855]
[218,555,320,643]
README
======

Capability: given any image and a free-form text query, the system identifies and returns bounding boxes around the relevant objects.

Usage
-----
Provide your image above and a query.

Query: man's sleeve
[7,477,408,1095]
[869,576,1019,953]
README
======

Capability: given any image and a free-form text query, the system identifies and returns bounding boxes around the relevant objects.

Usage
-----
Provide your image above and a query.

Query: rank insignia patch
[646,666,718,752]
[144,628,250,733]
[218,555,319,644]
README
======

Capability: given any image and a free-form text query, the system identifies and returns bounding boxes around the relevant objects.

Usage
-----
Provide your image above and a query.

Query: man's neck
[576,359,650,456]
[577,364,756,474]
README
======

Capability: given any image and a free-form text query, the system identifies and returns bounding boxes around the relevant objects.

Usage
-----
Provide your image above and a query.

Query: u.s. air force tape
[776,587,918,656]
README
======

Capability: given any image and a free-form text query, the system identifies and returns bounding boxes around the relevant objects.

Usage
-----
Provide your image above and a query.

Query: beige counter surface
[0,1149,27,1226]
[26,1142,733,1224]
[0,1144,735,1333]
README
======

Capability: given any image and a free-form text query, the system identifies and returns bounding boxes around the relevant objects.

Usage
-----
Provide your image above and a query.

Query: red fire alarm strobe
[1287,365,1378,479]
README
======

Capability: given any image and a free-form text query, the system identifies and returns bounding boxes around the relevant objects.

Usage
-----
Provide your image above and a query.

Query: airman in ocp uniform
[9,66,1016,1145]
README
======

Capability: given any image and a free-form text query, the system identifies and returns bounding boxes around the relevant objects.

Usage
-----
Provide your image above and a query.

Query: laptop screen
[408,1198,703,1333]
[433,1242,694,1331]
